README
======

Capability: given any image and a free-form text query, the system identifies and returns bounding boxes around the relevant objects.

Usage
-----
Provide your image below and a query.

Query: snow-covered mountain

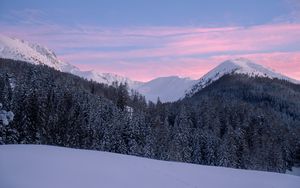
[0,34,67,70]
[135,76,196,102]
[1,145,299,188]
[0,34,195,102]
[1,35,298,102]
[186,58,299,97]
[0,34,142,88]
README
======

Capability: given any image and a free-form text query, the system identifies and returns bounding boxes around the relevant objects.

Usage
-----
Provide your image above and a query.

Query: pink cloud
[3,23,300,54]
[55,23,300,62]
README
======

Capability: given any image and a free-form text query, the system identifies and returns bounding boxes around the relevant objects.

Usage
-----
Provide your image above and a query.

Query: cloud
[48,23,299,60]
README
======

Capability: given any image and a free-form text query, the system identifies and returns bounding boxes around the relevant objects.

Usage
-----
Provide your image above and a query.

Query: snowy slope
[135,76,196,102]
[187,58,300,97]
[0,145,299,188]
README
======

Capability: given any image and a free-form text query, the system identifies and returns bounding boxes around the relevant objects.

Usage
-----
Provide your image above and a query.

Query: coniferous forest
[1,58,300,173]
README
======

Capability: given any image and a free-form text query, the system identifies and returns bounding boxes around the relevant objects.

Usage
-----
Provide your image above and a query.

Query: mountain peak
[220,58,275,76]
[186,58,299,97]
[219,58,298,81]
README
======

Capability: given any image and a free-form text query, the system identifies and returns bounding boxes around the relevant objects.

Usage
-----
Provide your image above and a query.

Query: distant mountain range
[0,34,298,102]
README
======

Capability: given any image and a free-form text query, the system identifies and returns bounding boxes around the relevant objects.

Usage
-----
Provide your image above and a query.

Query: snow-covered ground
[0,145,299,188]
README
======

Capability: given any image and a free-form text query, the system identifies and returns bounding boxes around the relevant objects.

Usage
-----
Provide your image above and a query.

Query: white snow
[0,145,299,188]
[0,103,14,126]
[78,71,143,89]
[0,34,67,70]
[187,58,300,96]
[135,76,196,102]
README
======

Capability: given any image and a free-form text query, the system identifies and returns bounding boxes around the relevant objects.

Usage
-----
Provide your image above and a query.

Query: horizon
[1,0,300,81]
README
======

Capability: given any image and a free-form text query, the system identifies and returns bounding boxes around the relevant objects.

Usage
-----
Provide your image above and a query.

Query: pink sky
[74,51,300,81]
[2,23,300,81]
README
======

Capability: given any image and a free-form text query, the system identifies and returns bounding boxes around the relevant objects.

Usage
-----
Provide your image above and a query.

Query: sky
[0,0,300,81]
